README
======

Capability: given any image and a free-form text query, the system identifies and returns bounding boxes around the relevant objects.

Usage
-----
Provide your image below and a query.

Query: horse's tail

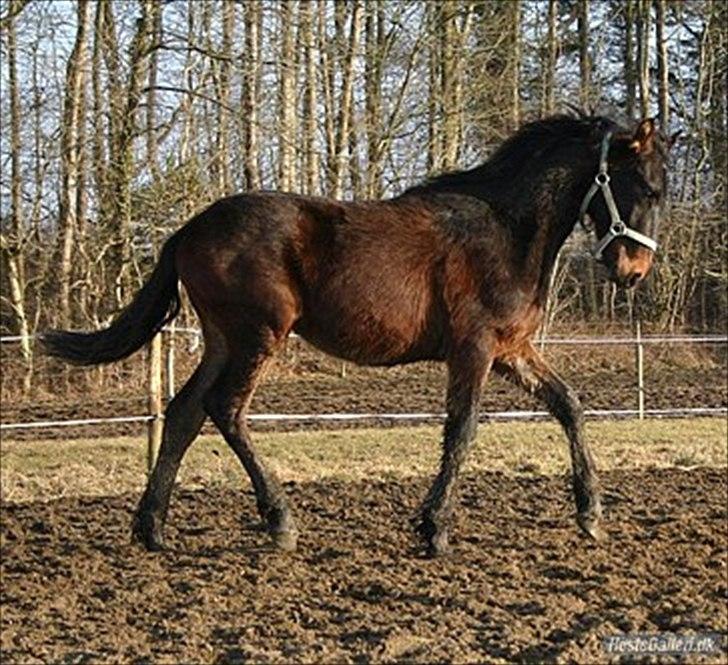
[42,235,181,365]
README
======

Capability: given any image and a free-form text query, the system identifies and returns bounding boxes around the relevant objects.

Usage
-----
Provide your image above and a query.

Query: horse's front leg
[495,344,604,540]
[416,341,492,557]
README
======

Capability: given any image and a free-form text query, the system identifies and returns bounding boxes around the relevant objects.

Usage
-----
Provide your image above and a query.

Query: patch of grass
[1,418,726,504]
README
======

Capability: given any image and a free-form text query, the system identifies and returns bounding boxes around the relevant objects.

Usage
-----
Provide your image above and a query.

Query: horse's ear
[630,118,656,154]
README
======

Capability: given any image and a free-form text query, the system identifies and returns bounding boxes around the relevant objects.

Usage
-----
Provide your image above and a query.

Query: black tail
[42,236,181,365]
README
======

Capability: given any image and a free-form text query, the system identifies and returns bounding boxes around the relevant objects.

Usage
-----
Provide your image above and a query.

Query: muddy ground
[2,467,726,663]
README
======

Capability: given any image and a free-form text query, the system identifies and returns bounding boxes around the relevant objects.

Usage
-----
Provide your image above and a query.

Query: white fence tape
[1,407,726,431]
[2,332,727,345]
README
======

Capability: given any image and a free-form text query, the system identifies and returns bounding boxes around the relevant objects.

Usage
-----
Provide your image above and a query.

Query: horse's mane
[403,113,623,199]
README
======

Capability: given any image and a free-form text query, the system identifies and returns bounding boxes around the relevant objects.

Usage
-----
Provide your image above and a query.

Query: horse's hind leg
[494,344,603,541]
[203,334,298,551]
[416,341,493,557]
[133,342,226,551]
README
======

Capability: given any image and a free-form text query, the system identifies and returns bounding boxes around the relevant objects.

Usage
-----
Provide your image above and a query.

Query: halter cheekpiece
[579,131,659,261]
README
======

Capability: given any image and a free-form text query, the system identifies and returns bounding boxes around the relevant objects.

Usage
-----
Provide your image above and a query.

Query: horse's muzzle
[608,243,654,289]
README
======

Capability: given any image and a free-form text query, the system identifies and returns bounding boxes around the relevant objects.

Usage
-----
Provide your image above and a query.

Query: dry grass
[1,418,726,504]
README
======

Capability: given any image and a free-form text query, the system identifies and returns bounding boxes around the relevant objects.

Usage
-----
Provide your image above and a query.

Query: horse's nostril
[628,272,643,287]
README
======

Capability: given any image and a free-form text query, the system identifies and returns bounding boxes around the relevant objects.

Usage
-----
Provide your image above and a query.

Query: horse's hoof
[426,530,450,558]
[271,529,298,552]
[577,513,606,542]
[264,505,297,551]
[415,517,450,557]
[131,513,165,552]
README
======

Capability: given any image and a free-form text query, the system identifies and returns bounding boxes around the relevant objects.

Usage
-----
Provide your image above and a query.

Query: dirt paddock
[2,463,727,663]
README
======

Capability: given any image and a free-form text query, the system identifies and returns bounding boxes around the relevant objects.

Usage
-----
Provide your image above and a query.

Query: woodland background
[1,0,726,382]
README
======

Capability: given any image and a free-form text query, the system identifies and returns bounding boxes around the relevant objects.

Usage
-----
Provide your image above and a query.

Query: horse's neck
[518,164,592,303]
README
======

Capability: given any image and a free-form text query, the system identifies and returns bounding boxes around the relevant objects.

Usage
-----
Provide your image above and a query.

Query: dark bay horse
[44,114,673,556]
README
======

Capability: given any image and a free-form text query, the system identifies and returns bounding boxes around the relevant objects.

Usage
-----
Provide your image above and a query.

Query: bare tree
[277,1,298,192]
[242,0,262,190]
[637,0,651,117]
[541,0,558,117]
[330,1,363,198]
[301,0,319,195]
[578,0,591,110]
[57,0,91,327]
[655,0,669,127]
[509,0,521,129]
[145,1,162,183]
[624,0,637,118]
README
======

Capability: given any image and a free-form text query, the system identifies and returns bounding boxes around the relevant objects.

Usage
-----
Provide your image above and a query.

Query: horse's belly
[293,288,441,366]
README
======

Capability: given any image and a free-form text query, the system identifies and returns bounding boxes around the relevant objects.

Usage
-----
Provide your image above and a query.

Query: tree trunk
[655,0,669,127]
[637,0,651,118]
[510,0,521,130]
[541,0,558,117]
[427,1,443,174]
[438,1,475,169]
[364,0,385,198]
[4,0,32,387]
[215,0,234,194]
[58,0,91,327]
[76,42,89,243]
[278,0,298,192]
[440,2,458,169]
[146,1,162,183]
[242,0,262,190]
[624,0,636,118]
[111,0,153,305]
[331,1,363,198]
[301,0,319,195]
[578,0,591,111]
[707,0,727,207]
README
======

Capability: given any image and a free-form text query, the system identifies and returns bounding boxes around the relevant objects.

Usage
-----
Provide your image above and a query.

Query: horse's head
[581,118,676,289]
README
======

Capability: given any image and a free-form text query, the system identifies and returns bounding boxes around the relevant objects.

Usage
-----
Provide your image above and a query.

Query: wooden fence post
[147,332,163,473]
[635,318,645,420]
[165,322,176,401]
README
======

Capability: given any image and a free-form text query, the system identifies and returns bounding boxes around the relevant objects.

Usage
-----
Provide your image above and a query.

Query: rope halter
[579,131,659,261]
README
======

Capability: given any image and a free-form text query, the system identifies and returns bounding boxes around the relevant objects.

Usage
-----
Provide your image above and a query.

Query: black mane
[403,114,624,201]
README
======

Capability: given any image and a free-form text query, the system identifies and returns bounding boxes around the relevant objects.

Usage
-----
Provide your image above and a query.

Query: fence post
[635,318,645,420]
[165,322,176,401]
[147,332,163,473]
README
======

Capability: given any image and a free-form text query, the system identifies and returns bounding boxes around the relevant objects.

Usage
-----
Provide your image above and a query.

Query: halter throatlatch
[579,132,659,261]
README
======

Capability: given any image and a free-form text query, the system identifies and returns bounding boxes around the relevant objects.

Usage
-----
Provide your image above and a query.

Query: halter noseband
[579,132,658,261]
